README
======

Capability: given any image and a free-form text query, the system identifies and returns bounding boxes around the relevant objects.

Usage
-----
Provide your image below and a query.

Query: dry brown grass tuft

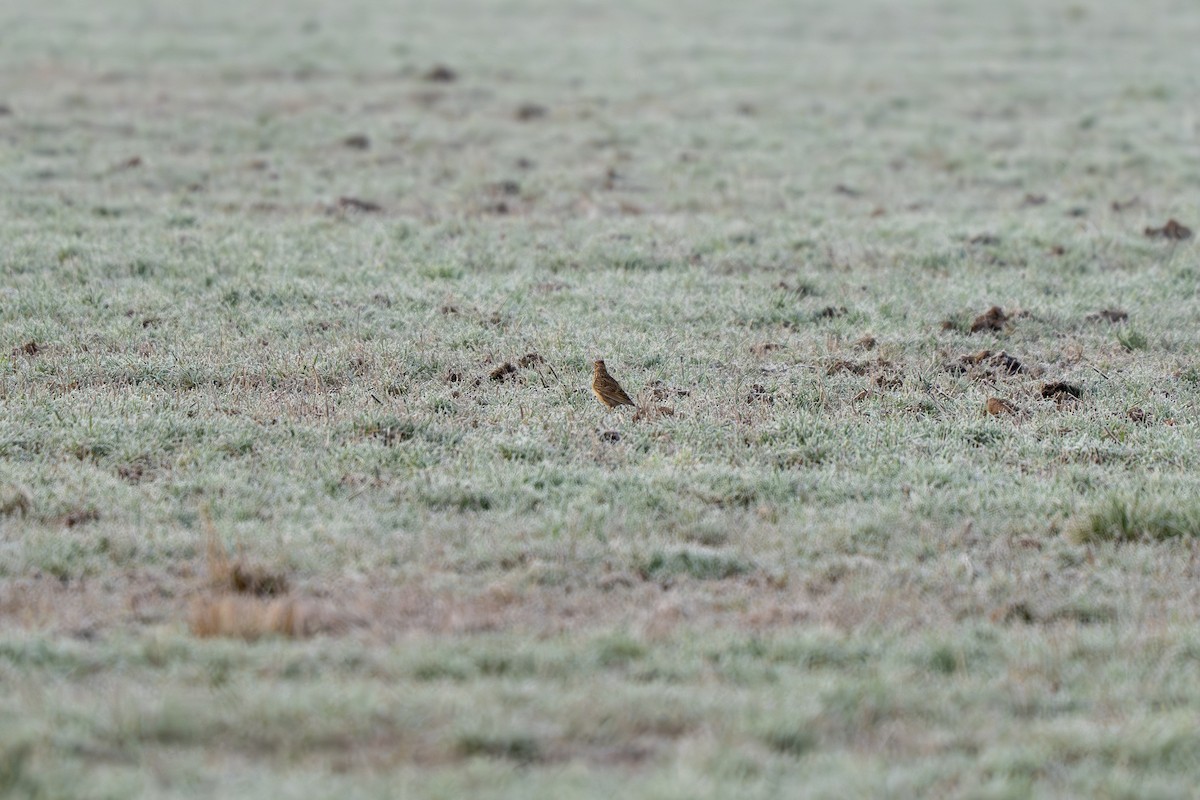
[188,594,314,640]
[203,510,289,596]
[189,510,328,639]
[0,485,32,518]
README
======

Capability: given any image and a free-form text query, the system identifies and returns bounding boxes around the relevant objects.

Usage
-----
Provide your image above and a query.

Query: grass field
[3,0,1200,796]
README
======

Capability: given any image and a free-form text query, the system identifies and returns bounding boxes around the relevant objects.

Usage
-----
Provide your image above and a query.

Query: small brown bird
[592,359,635,409]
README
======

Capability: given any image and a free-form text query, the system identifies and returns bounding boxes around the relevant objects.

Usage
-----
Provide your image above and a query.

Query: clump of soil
[205,520,289,597]
[986,397,1019,416]
[970,306,1008,333]
[1087,308,1128,324]
[816,305,847,320]
[633,405,676,422]
[515,103,547,121]
[1041,382,1082,401]
[646,380,689,401]
[489,362,517,382]
[750,342,781,357]
[745,384,774,404]
[423,65,458,82]
[1144,219,1192,240]
[517,352,544,368]
[949,350,1033,380]
[336,196,382,213]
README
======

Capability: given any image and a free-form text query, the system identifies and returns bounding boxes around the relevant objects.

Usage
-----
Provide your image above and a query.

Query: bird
[592,359,635,409]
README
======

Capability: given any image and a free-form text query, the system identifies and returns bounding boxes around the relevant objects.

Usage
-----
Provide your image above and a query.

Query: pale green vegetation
[2,0,1200,797]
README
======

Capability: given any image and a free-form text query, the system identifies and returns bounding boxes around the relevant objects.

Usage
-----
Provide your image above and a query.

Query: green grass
[1068,495,1200,543]
[3,0,1200,796]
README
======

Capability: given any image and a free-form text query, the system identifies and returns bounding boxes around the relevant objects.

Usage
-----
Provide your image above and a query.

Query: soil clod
[423,64,458,82]
[1145,219,1192,240]
[337,196,382,213]
[970,306,1008,333]
[1087,308,1128,324]
[489,362,517,382]
[1041,382,1082,402]
[515,103,547,121]
[986,397,1019,416]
